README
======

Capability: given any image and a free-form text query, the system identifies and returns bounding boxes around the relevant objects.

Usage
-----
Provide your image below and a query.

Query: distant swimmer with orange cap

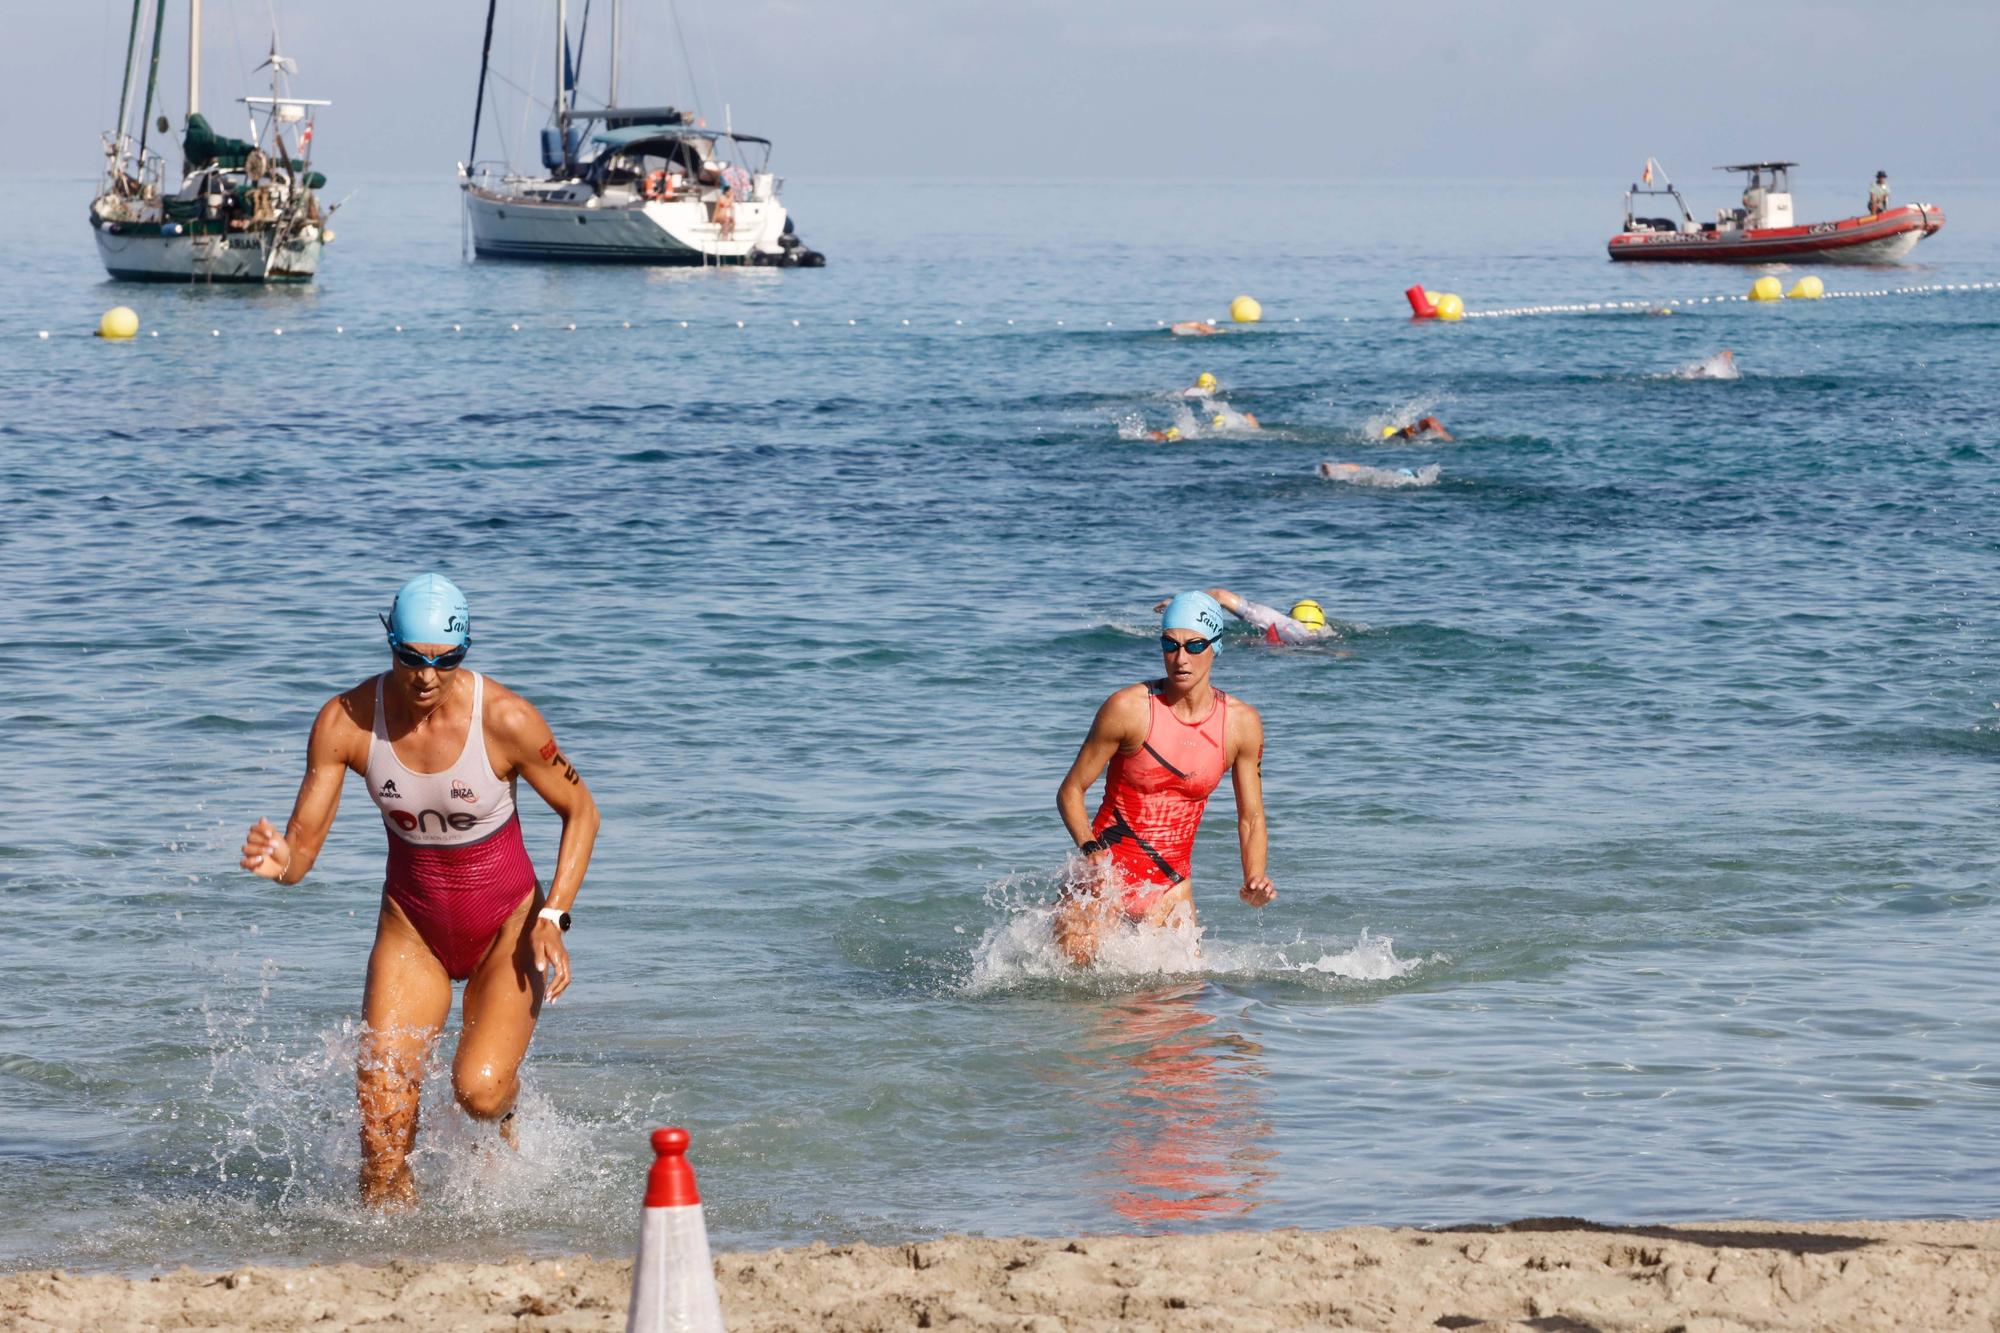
[1157,586,1331,646]
[238,574,601,1209]
[1384,415,1453,441]
[1054,591,1275,965]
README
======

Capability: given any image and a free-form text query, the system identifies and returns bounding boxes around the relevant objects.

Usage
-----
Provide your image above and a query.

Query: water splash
[1318,461,1442,489]
[960,870,1432,995]
[1365,395,1449,439]
[1666,349,1740,380]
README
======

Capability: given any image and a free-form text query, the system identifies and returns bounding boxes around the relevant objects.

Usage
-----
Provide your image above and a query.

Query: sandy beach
[5,1218,1996,1331]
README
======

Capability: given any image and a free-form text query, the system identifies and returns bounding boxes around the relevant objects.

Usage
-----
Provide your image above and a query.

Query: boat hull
[1608,203,1943,264]
[463,185,789,265]
[91,214,322,283]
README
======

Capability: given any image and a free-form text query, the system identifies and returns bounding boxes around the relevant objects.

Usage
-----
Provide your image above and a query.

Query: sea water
[3,177,1999,1272]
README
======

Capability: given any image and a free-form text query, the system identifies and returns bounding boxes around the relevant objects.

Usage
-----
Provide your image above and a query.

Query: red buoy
[1405,285,1438,320]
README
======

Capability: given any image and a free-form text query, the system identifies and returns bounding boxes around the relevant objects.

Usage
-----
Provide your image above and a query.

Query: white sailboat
[90,1,333,284]
[458,0,822,267]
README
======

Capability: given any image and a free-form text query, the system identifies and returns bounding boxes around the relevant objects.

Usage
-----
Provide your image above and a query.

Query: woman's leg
[358,898,453,1208]
[453,890,544,1130]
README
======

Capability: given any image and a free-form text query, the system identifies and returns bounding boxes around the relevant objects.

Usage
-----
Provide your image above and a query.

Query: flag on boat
[300,123,314,151]
[1642,159,1653,185]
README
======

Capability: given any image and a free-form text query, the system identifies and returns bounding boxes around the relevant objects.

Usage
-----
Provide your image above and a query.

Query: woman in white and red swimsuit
[1054,591,1276,964]
[239,574,600,1208]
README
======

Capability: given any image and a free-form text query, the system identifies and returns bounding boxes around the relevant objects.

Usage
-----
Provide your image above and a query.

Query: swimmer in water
[1181,372,1219,398]
[1054,592,1275,965]
[238,574,601,1209]
[1145,426,1185,442]
[1170,320,1221,337]
[1383,415,1453,441]
[1158,587,1328,645]
[1211,411,1260,431]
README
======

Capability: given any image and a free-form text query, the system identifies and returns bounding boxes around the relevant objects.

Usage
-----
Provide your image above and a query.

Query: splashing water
[1668,349,1740,380]
[1318,461,1442,489]
[1365,395,1450,440]
[960,872,1433,996]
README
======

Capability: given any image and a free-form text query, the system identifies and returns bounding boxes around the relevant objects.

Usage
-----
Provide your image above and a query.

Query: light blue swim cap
[385,573,471,648]
[1161,591,1226,652]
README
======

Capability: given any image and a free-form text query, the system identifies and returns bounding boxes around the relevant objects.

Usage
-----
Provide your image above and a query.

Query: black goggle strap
[1096,808,1186,886]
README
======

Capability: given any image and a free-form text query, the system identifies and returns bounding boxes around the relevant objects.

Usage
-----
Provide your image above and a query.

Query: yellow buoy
[97,306,139,340]
[1423,290,1442,308]
[1749,275,1783,302]
[1787,275,1824,300]
[1435,293,1465,322]
[1229,294,1262,323]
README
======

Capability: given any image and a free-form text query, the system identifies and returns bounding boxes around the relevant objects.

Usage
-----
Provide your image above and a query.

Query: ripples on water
[3,178,2000,1271]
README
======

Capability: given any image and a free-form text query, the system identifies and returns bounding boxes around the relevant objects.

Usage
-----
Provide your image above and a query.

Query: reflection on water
[1065,984,1276,1226]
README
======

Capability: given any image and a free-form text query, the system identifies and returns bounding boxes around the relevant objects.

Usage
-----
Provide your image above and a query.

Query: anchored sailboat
[90,0,334,284]
[458,0,823,267]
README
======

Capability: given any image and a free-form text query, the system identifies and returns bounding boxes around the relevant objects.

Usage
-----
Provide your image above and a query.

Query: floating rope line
[24,287,1995,341]
[1462,280,2000,319]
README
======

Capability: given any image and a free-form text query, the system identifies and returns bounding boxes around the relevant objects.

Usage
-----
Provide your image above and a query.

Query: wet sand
[4,1218,1996,1331]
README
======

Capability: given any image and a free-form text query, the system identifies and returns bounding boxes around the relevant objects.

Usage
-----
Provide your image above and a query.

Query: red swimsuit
[1092,683,1230,916]
[365,673,539,979]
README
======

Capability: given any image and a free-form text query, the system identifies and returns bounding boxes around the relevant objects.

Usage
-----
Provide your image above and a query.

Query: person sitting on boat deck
[1868,171,1890,216]
[1383,415,1453,442]
[712,190,736,237]
[1181,373,1219,398]
[1155,587,1331,646]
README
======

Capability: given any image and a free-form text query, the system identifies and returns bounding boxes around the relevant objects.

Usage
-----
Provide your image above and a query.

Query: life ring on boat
[643,170,673,201]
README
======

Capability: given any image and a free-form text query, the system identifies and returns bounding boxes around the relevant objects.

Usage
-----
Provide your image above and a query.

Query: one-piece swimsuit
[1091,682,1229,917]
[365,672,538,978]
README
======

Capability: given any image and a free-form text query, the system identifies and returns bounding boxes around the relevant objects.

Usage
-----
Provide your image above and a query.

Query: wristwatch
[1077,838,1106,857]
[538,907,571,932]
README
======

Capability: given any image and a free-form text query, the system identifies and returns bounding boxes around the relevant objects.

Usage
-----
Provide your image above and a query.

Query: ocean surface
[4,175,1999,1274]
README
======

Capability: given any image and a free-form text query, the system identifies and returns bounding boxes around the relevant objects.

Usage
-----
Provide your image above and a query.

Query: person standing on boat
[1054,592,1275,964]
[1868,172,1891,216]
[237,574,600,1209]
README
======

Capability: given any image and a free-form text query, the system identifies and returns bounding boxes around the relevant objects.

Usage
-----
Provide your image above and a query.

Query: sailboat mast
[609,0,620,106]
[188,0,201,119]
[555,0,568,126]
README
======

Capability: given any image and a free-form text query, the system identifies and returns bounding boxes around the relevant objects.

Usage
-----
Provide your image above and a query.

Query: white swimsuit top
[365,672,519,846]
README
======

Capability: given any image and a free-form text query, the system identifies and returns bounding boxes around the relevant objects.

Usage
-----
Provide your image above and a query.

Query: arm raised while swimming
[1056,685,1149,863]
[241,692,367,885]
[1229,702,1275,907]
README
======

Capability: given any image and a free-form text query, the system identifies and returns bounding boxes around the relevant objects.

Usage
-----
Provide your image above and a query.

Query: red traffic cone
[626,1127,726,1333]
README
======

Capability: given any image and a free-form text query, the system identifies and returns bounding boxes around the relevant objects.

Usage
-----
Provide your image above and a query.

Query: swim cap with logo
[1288,599,1327,632]
[1162,591,1226,654]
[385,573,471,649]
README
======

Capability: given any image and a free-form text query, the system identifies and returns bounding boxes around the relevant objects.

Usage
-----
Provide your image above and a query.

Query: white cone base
[627,1203,727,1333]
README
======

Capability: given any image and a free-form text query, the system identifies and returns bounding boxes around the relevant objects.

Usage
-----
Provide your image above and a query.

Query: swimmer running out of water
[1158,586,1329,646]
[238,574,601,1208]
[1054,592,1275,965]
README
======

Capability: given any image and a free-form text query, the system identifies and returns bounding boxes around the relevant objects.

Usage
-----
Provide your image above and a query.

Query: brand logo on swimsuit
[450,779,478,804]
[379,779,400,799]
[389,808,480,834]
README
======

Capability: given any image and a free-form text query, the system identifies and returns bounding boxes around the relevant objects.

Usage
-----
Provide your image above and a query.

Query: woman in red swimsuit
[1055,591,1276,964]
[238,574,600,1208]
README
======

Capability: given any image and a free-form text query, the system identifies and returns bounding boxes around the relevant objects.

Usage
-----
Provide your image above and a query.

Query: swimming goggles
[391,641,469,671]
[1160,635,1214,656]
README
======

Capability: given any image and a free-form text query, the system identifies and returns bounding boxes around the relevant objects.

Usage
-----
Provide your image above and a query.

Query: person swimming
[1210,411,1260,431]
[1156,586,1327,645]
[1054,592,1275,964]
[1383,415,1453,441]
[1170,321,1221,337]
[238,574,601,1208]
[1181,372,1219,398]
[1145,425,1185,442]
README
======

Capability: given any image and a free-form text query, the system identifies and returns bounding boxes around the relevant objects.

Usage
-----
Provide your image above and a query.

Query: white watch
[538,907,571,932]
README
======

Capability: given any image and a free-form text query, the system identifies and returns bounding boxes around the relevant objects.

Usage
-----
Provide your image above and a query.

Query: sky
[11,0,1996,187]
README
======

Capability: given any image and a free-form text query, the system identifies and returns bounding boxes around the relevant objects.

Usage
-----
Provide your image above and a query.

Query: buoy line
[27,282,1997,341]
[1459,279,2000,320]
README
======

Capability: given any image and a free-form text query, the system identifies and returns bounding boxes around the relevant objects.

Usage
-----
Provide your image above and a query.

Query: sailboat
[458,0,823,267]
[90,0,333,283]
